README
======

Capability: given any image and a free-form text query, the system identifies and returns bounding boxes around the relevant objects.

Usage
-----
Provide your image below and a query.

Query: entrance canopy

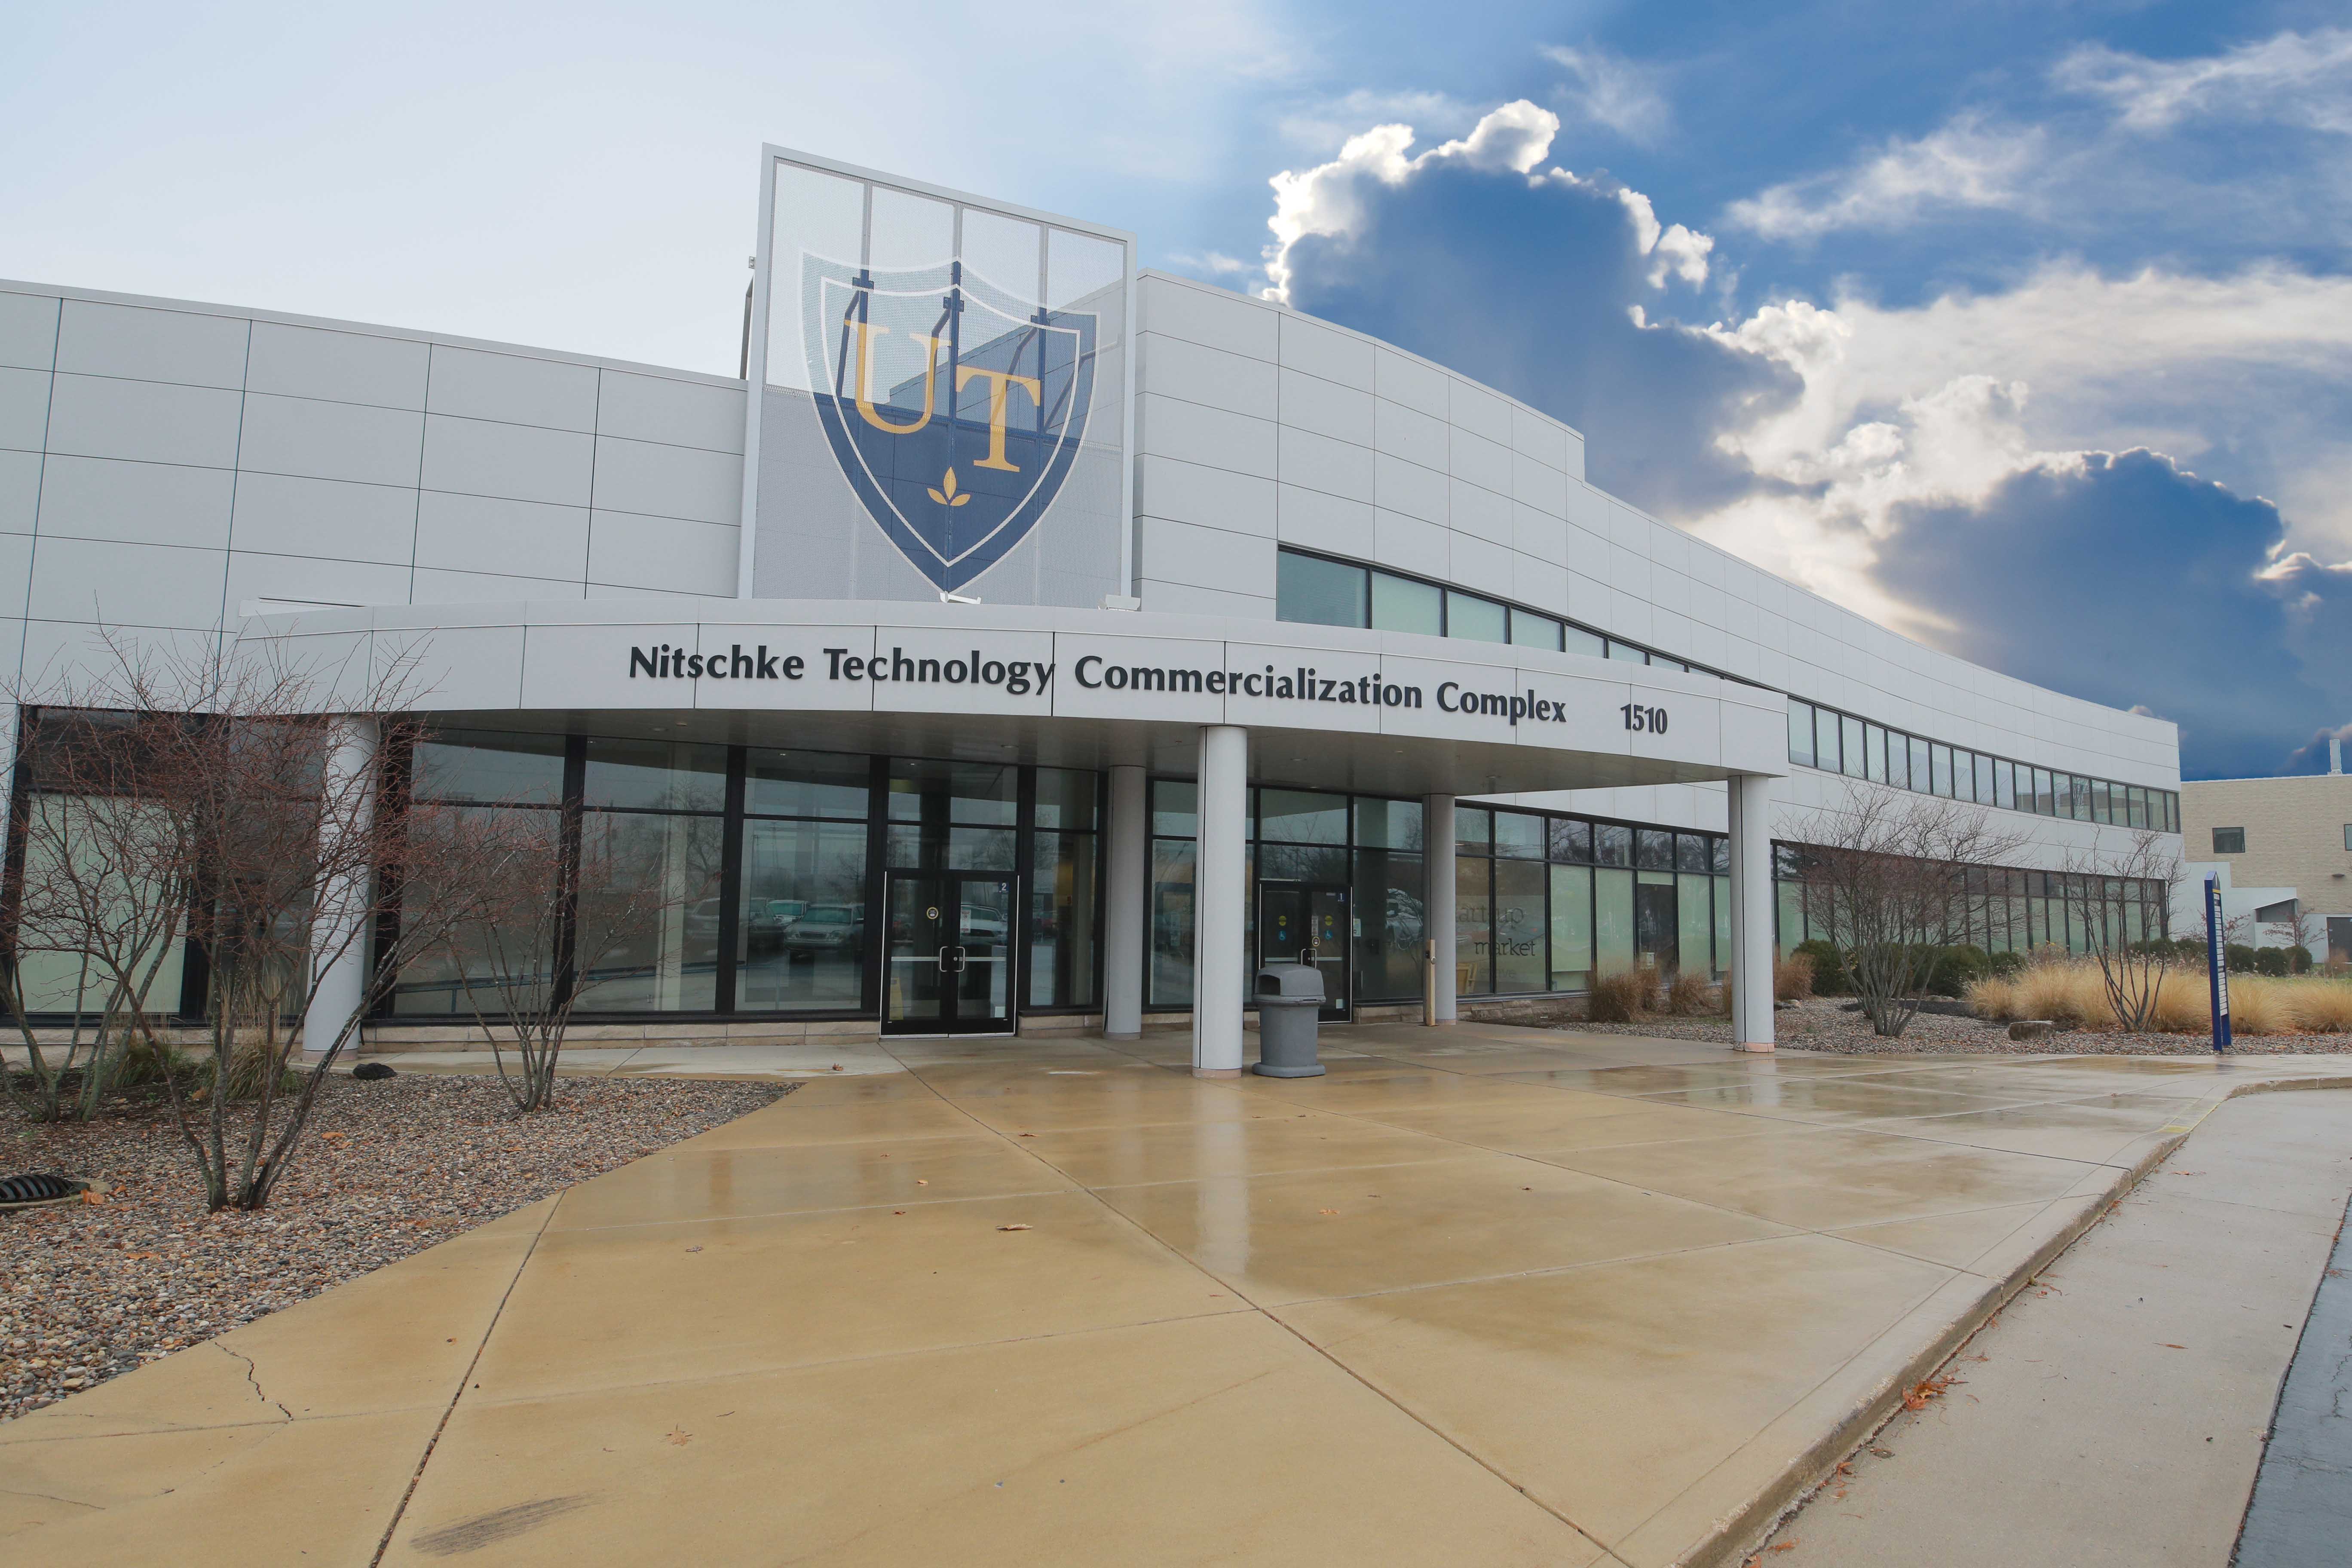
[240,598,1788,799]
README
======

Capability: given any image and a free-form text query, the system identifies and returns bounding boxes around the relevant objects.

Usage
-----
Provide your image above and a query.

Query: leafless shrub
[2,630,504,1209]
[435,805,708,1112]
[1787,793,2030,1037]
[2064,829,2184,1032]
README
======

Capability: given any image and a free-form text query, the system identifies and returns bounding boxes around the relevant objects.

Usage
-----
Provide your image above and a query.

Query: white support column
[304,716,380,1064]
[1192,726,1249,1075]
[1424,794,1457,1025]
[1103,764,1147,1039]
[1728,774,1776,1052]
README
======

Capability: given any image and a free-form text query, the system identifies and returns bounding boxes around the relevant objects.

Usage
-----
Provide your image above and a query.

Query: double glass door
[1259,882,1350,1020]
[885,873,1014,1034]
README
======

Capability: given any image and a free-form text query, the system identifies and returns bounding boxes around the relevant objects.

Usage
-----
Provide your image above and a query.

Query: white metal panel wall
[1129,269,2180,867]
[0,282,749,686]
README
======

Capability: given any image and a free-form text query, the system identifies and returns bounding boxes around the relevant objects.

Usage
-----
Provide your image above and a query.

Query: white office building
[0,148,2184,1066]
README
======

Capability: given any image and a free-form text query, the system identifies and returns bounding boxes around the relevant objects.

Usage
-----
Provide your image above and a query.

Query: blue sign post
[2205,875,2232,1055]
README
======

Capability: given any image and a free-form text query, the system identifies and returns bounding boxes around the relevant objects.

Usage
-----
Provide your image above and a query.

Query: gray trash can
[1253,961,1326,1077]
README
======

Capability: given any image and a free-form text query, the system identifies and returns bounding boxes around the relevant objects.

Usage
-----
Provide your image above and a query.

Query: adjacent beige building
[2182,763,2352,964]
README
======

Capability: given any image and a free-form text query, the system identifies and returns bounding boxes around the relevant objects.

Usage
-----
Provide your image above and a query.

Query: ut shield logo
[803,256,1095,594]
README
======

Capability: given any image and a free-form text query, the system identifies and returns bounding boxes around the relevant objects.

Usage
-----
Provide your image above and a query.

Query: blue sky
[6,2,2347,778]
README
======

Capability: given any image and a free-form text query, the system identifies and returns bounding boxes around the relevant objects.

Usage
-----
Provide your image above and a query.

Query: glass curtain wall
[393,730,568,1016]
[736,749,870,1012]
[1770,857,2169,956]
[386,730,1101,1020]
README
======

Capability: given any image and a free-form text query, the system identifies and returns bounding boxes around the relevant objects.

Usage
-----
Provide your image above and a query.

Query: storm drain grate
[0,1172,85,1205]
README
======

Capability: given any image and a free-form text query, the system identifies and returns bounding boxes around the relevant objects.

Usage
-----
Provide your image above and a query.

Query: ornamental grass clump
[1966,959,2352,1037]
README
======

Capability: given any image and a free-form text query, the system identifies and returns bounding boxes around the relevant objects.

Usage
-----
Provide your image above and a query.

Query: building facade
[0,147,2185,1066]
[2182,750,2352,964]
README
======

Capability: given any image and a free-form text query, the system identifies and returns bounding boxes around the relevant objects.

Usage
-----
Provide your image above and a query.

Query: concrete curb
[1690,1073,2352,1568]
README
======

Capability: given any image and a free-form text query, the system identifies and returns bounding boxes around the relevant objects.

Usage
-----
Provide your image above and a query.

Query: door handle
[937,946,954,973]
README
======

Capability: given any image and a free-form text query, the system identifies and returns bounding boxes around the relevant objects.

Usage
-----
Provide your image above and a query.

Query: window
[1608,640,1649,665]
[1816,707,1841,773]
[1509,609,1565,651]
[2213,827,2246,854]
[1841,714,1865,779]
[2343,824,2352,851]
[1446,591,1509,644]
[1276,551,1367,628]
[1371,571,1442,635]
[1788,701,1815,768]
[1564,625,1606,658]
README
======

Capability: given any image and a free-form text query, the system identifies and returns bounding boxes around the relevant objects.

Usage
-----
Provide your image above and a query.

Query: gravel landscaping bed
[1569,997,2352,1057]
[1,1072,789,1423]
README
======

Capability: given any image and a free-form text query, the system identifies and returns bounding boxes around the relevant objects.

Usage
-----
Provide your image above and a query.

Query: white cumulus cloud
[1264,101,1712,300]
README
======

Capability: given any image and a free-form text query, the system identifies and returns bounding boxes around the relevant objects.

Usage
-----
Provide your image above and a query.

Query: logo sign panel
[802,256,1096,595]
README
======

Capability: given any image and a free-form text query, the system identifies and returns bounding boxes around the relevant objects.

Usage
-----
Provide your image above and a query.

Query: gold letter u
[846,321,936,435]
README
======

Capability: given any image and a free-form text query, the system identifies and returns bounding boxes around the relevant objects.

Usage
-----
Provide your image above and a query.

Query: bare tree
[1788,792,2030,1037]
[2065,829,2184,1031]
[2,631,505,1208]
[438,803,707,1112]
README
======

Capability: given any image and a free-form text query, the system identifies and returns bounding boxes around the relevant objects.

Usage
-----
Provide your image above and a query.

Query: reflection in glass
[393,805,560,1017]
[1455,857,1492,993]
[584,738,727,813]
[1492,811,1544,859]
[1148,839,1196,1006]
[1455,806,1492,855]
[572,812,725,1012]
[736,818,868,1012]
[1548,817,1592,864]
[1029,830,1098,1008]
[746,749,869,819]
[1354,849,1424,1001]
[1259,789,1347,844]
[413,730,566,805]
[1492,858,1546,992]
[1152,780,1197,839]
[1595,823,1632,867]
[1034,768,1098,831]
[1354,797,1422,851]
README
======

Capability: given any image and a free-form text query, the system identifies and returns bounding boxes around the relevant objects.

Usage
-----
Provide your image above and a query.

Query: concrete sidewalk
[7,1025,2352,1567]
[1761,1088,2352,1566]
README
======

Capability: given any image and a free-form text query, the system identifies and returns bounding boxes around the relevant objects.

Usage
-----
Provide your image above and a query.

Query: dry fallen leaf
[80,1190,105,1206]
[997,1223,1034,1232]
[1318,1208,1339,1216]
[2161,1343,2187,1350]
[665,1425,692,1446]
[915,1179,928,1186]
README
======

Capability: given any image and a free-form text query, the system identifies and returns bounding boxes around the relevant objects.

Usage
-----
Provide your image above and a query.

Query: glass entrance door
[1259,882,1350,1020]
[885,873,1015,1034]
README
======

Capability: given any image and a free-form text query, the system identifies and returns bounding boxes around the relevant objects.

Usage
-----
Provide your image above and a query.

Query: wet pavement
[7,1023,2352,1567]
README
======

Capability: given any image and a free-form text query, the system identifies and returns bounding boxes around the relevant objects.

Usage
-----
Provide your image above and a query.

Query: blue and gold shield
[802,257,1096,594]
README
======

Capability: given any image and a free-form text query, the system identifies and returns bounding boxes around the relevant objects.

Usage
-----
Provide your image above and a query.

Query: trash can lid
[1254,964,1326,1000]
